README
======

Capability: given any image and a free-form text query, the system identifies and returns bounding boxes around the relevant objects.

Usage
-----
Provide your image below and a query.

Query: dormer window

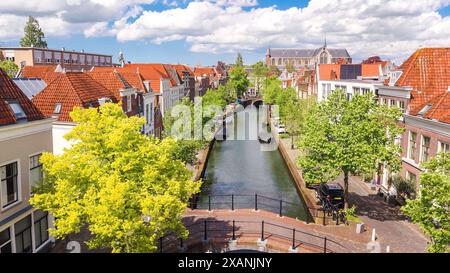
[6,101,26,120]
[418,104,432,116]
[54,103,62,114]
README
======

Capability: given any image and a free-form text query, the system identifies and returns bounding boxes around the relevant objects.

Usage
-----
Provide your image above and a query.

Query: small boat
[258,132,272,143]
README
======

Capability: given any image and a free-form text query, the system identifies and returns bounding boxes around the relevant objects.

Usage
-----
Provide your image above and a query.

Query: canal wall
[272,126,321,223]
[193,138,216,182]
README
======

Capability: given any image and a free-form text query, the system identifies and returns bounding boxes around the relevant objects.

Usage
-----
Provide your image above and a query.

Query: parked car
[277,124,286,134]
[317,183,345,209]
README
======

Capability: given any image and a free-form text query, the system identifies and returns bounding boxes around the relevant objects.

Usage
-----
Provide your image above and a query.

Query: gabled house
[31,72,117,155]
[173,64,196,101]
[0,68,55,253]
[377,48,450,190]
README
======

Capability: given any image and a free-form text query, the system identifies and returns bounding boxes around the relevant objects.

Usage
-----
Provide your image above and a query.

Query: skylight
[418,104,432,116]
[6,101,27,120]
[54,103,62,114]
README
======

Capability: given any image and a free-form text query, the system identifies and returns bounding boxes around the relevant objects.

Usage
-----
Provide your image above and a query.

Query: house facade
[0,68,55,253]
[0,47,112,71]
[376,48,450,190]
[31,72,118,155]
[266,44,352,70]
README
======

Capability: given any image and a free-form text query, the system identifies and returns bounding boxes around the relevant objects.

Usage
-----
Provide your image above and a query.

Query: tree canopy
[228,65,249,98]
[20,16,48,48]
[235,53,244,66]
[0,60,19,78]
[297,89,403,207]
[30,103,201,253]
[401,153,450,253]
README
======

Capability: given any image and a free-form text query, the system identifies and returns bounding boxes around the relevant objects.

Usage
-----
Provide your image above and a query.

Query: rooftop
[0,68,45,126]
[32,72,117,122]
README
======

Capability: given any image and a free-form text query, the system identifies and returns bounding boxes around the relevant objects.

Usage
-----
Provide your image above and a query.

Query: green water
[197,109,308,220]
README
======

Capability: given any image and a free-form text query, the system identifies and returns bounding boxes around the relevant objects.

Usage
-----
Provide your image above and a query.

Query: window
[408,131,417,160]
[145,104,150,125]
[361,88,370,95]
[29,154,43,193]
[34,210,49,249]
[421,136,431,163]
[1,162,19,208]
[0,228,12,253]
[127,95,132,112]
[34,50,42,63]
[278,58,281,66]
[398,101,406,113]
[15,215,32,253]
[54,103,62,114]
[406,171,417,184]
[353,87,361,95]
[383,98,388,105]
[6,101,26,120]
[320,52,328,64]
[438,141,449,153]
[389,99,396,108]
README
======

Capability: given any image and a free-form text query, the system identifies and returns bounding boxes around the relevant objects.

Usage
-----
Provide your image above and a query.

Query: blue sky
[1,0,449,65]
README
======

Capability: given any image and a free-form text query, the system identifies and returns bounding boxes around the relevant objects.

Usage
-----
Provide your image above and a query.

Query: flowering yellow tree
[30,103,201,252]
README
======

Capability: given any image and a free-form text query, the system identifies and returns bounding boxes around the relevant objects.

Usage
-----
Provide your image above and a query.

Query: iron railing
[190,194,347,226]
[158,219,346,253]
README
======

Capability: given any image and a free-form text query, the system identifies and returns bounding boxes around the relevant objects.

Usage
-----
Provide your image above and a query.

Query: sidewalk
[279,138,429,253]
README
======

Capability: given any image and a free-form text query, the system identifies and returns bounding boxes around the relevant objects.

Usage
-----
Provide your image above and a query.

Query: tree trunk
[344,170,349,210]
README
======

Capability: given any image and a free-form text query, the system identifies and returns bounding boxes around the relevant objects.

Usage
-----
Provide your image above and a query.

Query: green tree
[0,60,19,78]
[261,76,282,105]
[297,89,403,206]
[30,103,201,253]
[402,153,450,253]
[228,65,249,98]
[20,16,48,48]
[236,53,244,67]
[285,96,316,149]
[252,61,269,94]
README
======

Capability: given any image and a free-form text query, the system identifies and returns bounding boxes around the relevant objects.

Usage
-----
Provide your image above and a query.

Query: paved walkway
[183,209,370,253]
[280,138,429,253]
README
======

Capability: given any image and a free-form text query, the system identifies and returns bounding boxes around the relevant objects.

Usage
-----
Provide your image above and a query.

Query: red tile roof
[394,48,450,123]
[0,68,45,126]
[32,72,117,122]
[21,65,60,84]
[194,67,216,78]
[173,64,194,79]
[319,64,382,80]
[87,71,132,100]
[89,67,148,93]
[318,64,340,80]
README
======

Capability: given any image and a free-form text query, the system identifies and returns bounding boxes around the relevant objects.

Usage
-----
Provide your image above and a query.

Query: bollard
[255,194,258,211]
[261,221,265,241]
[323,237,327,253]
[232,220,236,240]
[371,228,376,242]
[292,228,296,250]
[208,195,211,211]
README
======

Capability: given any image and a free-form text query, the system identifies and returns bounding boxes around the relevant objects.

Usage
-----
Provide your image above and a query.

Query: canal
[197,107,309,221]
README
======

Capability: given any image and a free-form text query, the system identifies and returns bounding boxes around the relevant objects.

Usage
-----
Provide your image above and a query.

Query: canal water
[197,107,309,220]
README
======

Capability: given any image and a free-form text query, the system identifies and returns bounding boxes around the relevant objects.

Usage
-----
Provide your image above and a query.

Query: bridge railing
[190,194,347,226]
[158,219,347,253]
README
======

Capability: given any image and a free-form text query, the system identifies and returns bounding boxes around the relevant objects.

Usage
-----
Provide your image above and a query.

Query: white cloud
[0,0,449,63]
[114,0,450,62]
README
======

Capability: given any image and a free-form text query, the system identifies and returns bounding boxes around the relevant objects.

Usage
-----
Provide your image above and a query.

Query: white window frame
[438,141,449,153]
[420,135,431,163]
[127,95,132,113]
[0,159,22,211]
[0,227,12,253]
[408,131,417,161]
[29,152,45,195]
